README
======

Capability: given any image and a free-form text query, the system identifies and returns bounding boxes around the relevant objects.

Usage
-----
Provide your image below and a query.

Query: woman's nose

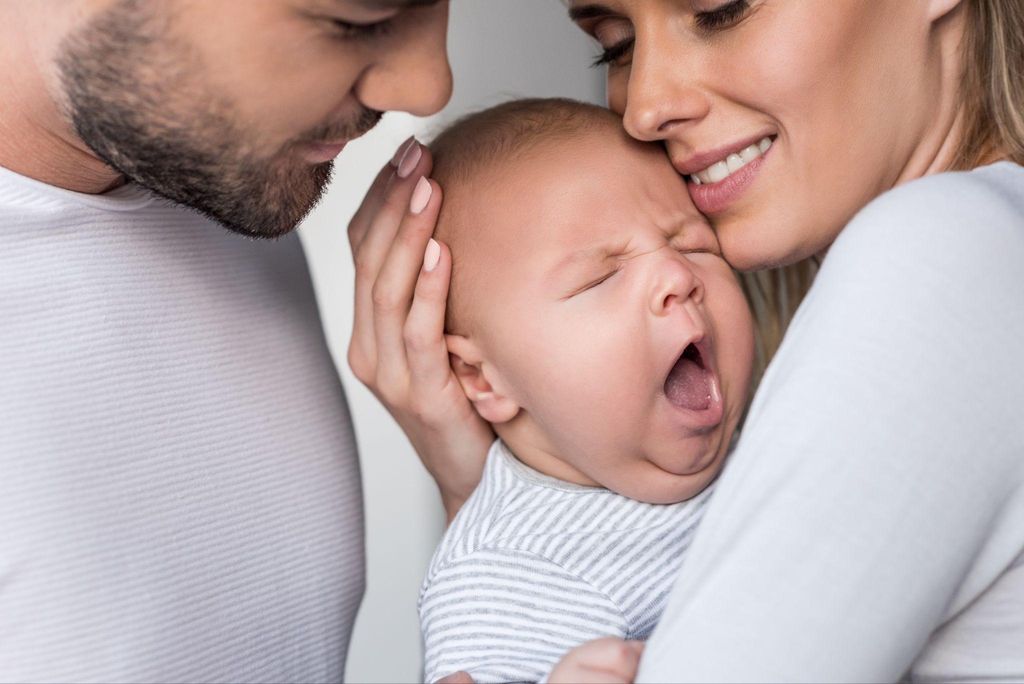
[650,253,705,317]
[622,31,710,143]
[354,11,454,117]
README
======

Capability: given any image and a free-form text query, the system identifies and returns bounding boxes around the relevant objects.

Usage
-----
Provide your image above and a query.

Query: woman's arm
[347,140,494,519]
[639,169,1024,682]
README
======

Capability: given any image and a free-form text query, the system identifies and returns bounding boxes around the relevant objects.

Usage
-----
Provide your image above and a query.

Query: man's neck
[0,3,123,194]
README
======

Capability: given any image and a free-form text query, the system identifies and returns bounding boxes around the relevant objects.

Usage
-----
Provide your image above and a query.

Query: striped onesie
[419,439,712,683]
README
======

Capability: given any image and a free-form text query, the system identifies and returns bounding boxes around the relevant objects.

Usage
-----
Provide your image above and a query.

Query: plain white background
[298,2,604,681]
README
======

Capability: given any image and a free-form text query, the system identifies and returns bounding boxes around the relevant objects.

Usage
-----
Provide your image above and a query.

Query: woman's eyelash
[333,19,394,39]
[590,0,750,67]
[591,38,634,68]
[694,0,751,32]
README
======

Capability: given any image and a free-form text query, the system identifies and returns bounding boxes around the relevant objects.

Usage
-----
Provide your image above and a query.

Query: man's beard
[56,0,381,239]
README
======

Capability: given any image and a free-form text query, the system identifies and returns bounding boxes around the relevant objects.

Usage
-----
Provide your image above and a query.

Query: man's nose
[650,252,704,317]
[354,8,454,117]
[622,29,709,143]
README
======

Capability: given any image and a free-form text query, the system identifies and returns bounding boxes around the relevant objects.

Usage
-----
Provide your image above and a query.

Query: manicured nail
[423,238,441,272]
[474,392,494,402]
[409,176,432,214]
[397,141,422,179]
[390,136,415,167]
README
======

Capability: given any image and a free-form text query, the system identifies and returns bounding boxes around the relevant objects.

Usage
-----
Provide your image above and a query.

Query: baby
[419,98,755,683]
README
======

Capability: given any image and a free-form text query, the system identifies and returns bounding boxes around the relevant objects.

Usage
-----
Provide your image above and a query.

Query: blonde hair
[952,0,1024,169]
[738,261,818,388]
[744,0,1024,384]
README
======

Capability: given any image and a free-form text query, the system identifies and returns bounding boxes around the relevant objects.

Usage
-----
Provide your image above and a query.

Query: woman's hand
[347,138,495,520]
[433,639,642,684]
[548,638,645,684]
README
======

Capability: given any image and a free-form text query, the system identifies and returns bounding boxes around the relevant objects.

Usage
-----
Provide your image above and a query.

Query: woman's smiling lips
[675,134,775,216]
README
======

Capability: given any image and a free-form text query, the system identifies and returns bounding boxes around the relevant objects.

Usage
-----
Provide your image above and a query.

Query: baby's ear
[445,334,520,424]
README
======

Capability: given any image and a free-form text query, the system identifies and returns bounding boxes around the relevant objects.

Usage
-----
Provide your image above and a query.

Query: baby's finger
[404,239,454,390]
[372,177,443,388]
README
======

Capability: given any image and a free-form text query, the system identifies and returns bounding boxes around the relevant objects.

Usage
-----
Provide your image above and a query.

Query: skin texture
[345,0,975,518]
[0,2,644,678]
[343,1,986,680]
[0,0,452,234]
[570,0,969,270]
[441,128,754,504]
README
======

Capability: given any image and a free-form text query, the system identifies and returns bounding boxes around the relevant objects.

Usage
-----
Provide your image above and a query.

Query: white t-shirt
[0,165,364,682]
[639,162,1024,682]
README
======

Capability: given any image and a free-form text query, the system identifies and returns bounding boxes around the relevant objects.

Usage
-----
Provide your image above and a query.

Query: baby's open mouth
[664,342,713,411]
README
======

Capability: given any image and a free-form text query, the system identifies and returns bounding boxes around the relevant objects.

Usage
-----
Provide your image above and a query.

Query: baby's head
[432,98,754,504]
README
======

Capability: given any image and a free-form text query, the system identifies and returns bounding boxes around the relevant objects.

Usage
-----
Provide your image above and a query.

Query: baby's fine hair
[428,98,622,334]
[429,97,620,190]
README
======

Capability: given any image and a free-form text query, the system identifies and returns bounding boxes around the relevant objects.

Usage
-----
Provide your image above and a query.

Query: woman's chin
[717,223,821,272]
[714,203,844,272]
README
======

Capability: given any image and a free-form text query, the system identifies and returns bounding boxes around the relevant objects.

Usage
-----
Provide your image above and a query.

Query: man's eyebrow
[351,0,443,9]
[567,3,616,22]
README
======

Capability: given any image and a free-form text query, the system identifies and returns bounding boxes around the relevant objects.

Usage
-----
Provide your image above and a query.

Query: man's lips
[301,140,348,164]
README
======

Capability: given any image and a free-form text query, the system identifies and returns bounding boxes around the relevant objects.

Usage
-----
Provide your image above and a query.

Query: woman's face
[569,0,963,270]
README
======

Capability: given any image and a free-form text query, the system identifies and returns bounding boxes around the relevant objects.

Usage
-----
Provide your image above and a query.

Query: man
[0,1,450,681]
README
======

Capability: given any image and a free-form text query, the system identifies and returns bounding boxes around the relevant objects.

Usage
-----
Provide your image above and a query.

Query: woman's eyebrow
[568,3,616,22]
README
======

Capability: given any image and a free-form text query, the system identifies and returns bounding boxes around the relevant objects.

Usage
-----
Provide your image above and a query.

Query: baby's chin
[609,456,725,505]
[634,440,733,505]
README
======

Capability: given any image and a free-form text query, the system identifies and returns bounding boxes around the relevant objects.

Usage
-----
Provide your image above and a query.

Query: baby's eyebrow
[547,242,625,278]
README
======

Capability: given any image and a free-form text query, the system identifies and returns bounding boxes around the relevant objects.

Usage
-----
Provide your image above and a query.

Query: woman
[346,0,1024,680]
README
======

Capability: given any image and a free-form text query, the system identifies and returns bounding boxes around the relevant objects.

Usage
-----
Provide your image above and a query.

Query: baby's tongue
[665,353,711,411]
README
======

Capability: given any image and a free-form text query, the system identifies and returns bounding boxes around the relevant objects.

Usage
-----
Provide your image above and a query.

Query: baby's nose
[649,253,704,317]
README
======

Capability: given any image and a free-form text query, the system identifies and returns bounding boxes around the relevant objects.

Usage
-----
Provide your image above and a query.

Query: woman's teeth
[690,137,773,186]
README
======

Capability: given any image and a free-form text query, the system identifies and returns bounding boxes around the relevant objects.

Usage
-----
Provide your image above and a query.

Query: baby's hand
[548,637,644,684]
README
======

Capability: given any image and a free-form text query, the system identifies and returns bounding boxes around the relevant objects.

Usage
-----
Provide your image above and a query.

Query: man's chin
[168,159,334,240]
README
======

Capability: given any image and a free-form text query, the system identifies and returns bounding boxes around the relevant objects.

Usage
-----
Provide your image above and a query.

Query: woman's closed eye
[588,0,753,67]
[589,17,635,68]
[592,38,634,68]
[694,0,752,33]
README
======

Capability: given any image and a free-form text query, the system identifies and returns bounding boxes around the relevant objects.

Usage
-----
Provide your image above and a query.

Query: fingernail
[409,176,432,215]
[396,141,423,179]
[390,136,415,167]
[423,238,441,272]
[474,392,494,402]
